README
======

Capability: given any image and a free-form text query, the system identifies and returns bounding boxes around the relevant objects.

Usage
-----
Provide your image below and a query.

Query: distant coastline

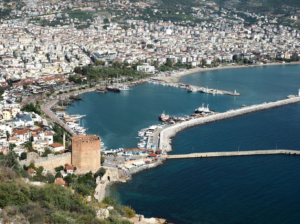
[157,62,300,83]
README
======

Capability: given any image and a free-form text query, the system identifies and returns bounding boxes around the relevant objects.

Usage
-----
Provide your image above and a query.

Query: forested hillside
[212,0,300,14]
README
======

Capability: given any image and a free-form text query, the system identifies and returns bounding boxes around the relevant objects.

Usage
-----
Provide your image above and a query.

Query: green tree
[101,156,105,165]
[63,174,73,185]
[36,166,44,176]
[41,148,53,157]
[55,172,62,178]
[9,143,16,150]
[201,59,207,66]
[0,86,4,96]
[20,152,27,160]
[94,167,106,179]
[166,59,172,67]
[22,103,41,115]
[6,131,10,140]
[46,173,55,183]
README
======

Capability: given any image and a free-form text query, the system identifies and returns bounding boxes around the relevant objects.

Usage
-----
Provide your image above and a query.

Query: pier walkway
[165,150,300,159]
[159,96,300,152]
[188,84,240,96]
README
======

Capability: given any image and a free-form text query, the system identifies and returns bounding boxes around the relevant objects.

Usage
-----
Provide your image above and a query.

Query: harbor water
[67,64,300,223]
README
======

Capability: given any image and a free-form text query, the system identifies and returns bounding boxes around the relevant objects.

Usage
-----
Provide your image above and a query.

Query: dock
[165,149,300,159]
[158,96,300,152]
[188,84,240,96]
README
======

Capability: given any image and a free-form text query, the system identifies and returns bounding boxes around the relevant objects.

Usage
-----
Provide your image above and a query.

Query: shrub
[46,173,55,183]
[0,183,29,207]
[19,203,45,224]
[102,196,112,205]
[122,220,134,224]
[101,156,105,165]
[55,165,64,172]
[42,148,53,157]
[76,214,104,224]
[50,213,69,224]
[86,180,97,189]
[76,184,90,196]
[124,206,135,218]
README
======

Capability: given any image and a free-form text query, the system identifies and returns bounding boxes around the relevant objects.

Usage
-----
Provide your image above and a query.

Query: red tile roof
[65,165,74,170]
[54,178,67,186]
[50,143,63,148]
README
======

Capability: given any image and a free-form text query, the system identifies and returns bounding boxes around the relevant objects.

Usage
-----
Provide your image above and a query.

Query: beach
[157,62,300,83]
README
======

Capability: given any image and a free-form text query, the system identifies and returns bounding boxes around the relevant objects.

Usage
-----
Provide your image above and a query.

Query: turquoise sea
[67,64,300,224]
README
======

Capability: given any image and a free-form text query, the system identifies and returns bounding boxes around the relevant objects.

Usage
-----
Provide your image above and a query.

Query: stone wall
[19,152,71,170]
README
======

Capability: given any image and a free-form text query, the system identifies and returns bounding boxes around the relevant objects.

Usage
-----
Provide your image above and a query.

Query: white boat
[145,131,153,136]
[66,122,79,127]
[195,103,211,114]
[118,84,130,90]
[69,114,86,119]
[138,131,145,137]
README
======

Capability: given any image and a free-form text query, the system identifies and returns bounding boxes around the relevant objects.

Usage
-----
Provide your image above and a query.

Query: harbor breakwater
[159,97,300,152]
[166,150,300,159]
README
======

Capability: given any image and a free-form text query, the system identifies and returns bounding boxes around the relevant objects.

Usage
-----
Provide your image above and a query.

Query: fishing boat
[58,100,72,105]
[195,103,211,114]
[158,112,170,121]
[52,106,66,111]
[70,95,83,100]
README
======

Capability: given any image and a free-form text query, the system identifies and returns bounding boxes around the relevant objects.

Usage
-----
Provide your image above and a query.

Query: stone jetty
[165,149,300,159]
[189,84,240,96]
[159,97,300,152]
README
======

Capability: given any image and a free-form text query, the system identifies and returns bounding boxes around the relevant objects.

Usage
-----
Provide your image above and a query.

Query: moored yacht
[107,86,120,92]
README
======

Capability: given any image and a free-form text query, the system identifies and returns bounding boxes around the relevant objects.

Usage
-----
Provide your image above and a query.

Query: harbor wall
[159,97,300,152]
[166,150,300,159]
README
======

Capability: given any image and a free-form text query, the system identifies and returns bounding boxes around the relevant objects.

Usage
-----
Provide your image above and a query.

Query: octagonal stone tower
[72,135,101,172]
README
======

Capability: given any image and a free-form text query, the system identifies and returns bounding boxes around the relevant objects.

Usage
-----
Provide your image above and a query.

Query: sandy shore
[158,62,300,83]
